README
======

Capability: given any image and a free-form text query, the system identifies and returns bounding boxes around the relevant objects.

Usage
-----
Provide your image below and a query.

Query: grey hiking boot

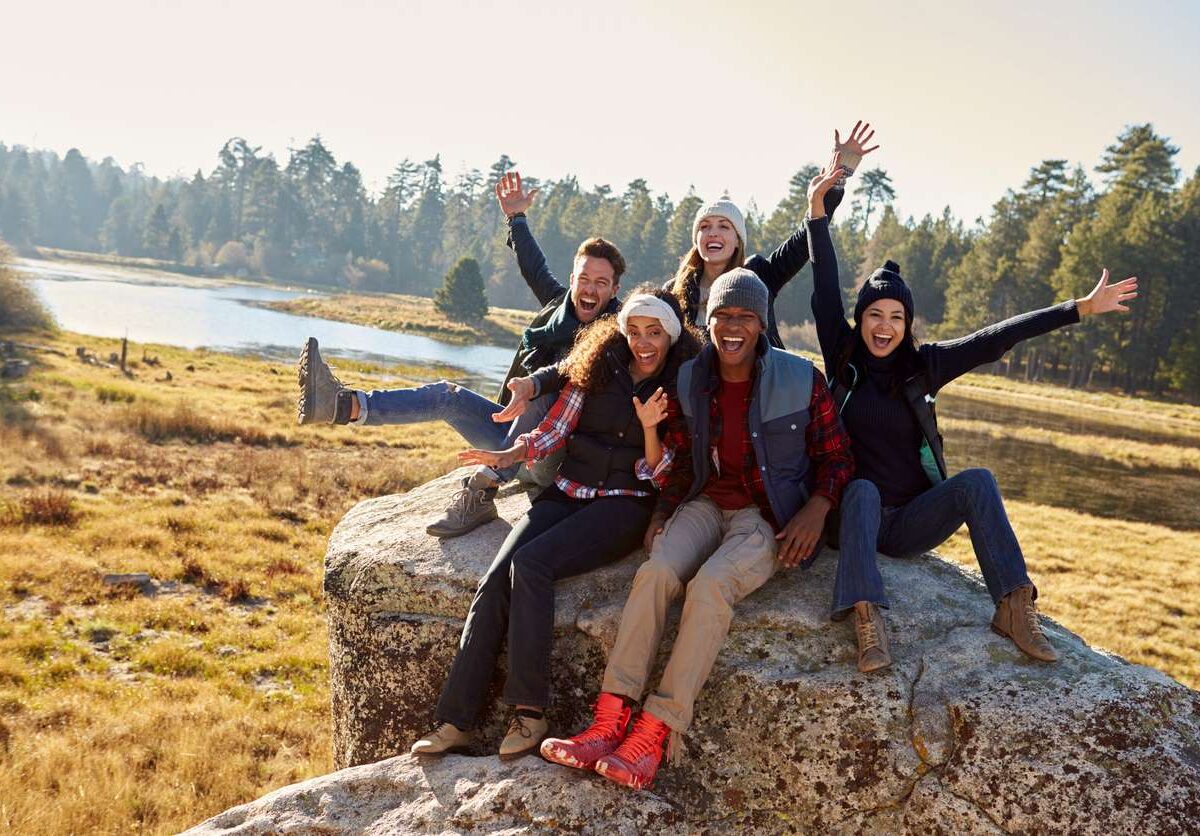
[297,337,345,425]
[426,470,499,538]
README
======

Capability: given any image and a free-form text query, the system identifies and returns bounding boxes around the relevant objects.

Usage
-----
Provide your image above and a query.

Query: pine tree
[434,256,488,322]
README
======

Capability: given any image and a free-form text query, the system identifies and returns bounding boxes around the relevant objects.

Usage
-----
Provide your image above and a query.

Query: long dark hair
[562,284,702,394]
[833,312,923,396]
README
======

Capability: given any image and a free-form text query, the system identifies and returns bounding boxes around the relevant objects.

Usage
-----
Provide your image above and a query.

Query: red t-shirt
[703,378,755,511]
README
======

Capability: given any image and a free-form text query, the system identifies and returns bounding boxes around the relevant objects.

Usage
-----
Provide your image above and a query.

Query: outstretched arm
[924,269,1139,392]
[805,155,855,377]
[752,121,878,295]
[498,171,565,307]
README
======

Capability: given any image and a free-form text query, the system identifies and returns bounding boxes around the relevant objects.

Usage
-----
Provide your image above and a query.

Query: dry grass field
[0,332,461,833]
[0,329,1197,833]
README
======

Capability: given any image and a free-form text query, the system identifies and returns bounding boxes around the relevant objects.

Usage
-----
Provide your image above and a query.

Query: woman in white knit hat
[665,120,879,349]
[410,287,701,762]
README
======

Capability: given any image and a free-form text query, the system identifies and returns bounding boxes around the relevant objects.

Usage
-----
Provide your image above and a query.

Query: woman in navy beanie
[804,155,1139,673]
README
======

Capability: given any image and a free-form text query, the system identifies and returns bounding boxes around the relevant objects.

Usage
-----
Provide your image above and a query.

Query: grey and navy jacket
[655,337,854,531]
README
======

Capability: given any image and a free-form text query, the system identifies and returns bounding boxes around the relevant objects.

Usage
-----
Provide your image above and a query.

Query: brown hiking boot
[410,722,472,757]
[992,585,1058,662]
[854,602,892,673]
[499,711,548,761]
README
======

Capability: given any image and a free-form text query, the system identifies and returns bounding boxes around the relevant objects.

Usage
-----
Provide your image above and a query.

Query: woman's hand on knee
[643,513,667,553]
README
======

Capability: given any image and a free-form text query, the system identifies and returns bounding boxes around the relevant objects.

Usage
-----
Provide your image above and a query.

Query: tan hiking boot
[410,722,472,757]
[992,585,1058,662]
[499,711,548,761]
[854,602,892,673]
[426,470,499,538]
[297,337,346,425]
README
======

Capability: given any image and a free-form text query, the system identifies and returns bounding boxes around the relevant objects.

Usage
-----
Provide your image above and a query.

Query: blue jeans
[832,468,1032,615]
[353,381,552,483]
[435,486,653,727]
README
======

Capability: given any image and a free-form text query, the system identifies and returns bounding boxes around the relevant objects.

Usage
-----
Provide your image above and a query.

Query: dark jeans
[832,468,1032,615]
[435,486,653,728]
[355,380,552,483]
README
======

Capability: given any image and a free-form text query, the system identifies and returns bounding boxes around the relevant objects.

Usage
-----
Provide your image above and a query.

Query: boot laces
[446,482,483,521]
[506,714,537,740]
[856,612,880,651]
[574,698,628,744]
[1024,596,1046,639]
[618,716,668,763]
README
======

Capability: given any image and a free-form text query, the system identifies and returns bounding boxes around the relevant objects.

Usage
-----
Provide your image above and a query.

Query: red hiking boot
[594,709,672,790]
[540,692,632,770]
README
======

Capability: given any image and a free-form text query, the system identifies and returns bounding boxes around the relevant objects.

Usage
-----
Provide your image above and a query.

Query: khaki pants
[601,495,778,732]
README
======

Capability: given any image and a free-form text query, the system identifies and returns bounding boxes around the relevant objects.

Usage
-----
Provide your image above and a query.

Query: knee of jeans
[429,379,461,403]
[960,467,999,497]
[508,545,550,582]
[843,479,880,510]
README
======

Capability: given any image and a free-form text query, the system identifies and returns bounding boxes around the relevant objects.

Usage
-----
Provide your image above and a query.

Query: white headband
[617,294,682,345]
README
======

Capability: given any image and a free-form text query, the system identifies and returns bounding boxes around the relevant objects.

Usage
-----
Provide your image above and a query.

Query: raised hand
[458,442,526,469]
[831,120,880,178]
[1077,269,1139,317]
[632,387,669,428]
[494,171,540,218]
[808,153,847,218]
[492,376,536,423]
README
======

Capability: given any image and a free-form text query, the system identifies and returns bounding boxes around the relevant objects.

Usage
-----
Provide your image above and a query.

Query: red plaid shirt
[656,367,853,530]
[518,381,676,499]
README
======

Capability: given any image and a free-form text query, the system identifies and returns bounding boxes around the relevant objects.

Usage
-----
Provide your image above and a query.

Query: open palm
[1078,269,1139,316]
[832,120,880,174]
[494,171,540,218]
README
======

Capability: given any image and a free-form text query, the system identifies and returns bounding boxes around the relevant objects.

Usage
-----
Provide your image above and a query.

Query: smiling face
[860,298,907,358]
[709,305,762,377]
[694,215,740,269]
[570,255,618,323]
[624,315,672,379]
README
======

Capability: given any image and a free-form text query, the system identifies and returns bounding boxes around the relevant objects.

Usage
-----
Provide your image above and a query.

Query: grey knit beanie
[706,268,769,327]
[692,198,747,255]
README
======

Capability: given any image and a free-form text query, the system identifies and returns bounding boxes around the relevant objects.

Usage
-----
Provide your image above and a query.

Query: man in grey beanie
[574,267,854,790]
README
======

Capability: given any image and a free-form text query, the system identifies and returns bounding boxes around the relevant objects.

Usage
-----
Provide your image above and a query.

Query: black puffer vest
[556,343,677,493]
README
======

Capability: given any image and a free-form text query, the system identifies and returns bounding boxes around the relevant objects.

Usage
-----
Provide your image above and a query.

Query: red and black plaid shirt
[656,367,853,530]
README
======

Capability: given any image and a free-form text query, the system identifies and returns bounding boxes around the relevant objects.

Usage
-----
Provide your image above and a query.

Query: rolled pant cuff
[600,672,645,703]
[831,595,890,619]
[641,696,689,733]
[351,390,369,425]
[501,691,547,709]
[996,576,1035,604]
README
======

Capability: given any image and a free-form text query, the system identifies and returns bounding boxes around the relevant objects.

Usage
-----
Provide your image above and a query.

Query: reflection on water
[17,258,514,387]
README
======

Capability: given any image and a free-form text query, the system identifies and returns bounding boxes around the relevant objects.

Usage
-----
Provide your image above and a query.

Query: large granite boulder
[205,468,1200,833]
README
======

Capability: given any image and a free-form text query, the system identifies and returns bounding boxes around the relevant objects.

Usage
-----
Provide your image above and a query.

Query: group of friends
[296,121,1139,790]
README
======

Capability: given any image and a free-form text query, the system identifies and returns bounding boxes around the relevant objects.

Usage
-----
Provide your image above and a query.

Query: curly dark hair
[561,284,702,394]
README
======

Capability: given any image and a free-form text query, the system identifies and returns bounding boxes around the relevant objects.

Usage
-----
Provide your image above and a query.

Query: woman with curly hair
[410,287,701,761]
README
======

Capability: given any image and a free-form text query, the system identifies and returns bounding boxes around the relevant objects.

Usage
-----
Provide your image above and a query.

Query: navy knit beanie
[854,260,914,323]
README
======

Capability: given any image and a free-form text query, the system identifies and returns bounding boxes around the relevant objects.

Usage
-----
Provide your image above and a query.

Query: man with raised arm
[296,171,623,538]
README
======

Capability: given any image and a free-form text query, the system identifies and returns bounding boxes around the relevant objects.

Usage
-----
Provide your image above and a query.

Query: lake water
[15,258,514,387]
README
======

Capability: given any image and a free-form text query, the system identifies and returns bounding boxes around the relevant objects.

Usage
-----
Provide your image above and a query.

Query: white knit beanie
[617,293,682,345]
[691,198,747,255]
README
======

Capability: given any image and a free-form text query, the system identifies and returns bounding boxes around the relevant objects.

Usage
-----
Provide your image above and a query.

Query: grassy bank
[267,292,529,346]
[0,330,1198,833]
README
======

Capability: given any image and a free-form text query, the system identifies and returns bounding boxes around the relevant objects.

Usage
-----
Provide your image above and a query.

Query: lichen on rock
[193,468,1200,834]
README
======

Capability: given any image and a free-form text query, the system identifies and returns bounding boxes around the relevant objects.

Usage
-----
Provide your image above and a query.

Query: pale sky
[3,0,1197,225]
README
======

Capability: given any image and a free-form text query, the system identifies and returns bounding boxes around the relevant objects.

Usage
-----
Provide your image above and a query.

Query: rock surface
[207,468,1200,833]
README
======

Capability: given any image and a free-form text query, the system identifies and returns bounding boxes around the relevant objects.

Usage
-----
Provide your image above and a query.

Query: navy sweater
[805,215,1080,506]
